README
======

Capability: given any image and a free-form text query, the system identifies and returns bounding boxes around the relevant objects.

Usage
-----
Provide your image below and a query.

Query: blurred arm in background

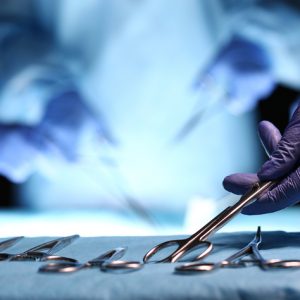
[0,0,113,183]
[174,0,300,141]
[196,0,300,114]
[1,0,300,212]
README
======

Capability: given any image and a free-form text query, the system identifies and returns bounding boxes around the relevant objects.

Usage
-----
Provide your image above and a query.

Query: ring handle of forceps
[175,258,300,273]
[239,258,300,269]
[175,258,253,273]
[39,261,143,273]
[39,262,85,273]
[175,261,221,273]
[174,260,256,273]
[143,239,213,263]
[101,260,143,272]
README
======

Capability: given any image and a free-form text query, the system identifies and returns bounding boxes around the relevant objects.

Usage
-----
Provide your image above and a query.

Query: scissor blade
[193,181,274,242]
[24,235,80,255]
[0,236,23,251]
[90,247,127,265]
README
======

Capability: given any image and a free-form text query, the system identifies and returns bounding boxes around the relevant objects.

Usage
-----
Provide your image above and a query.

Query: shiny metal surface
[0,236,23,251]
[175,226,300,273]
[39,247,142,273]
[0,235,79,262]
[143,181,274,263]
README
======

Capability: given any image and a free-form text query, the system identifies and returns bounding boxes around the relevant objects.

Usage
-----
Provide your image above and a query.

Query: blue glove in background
[200,36,275,115]
[223,105,300,215]
[37,90,115,161]
[0,90,114,183]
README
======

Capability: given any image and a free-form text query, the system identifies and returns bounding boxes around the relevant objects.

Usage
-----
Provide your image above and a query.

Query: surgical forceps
[175,226,300,273]
[38,247,143,273]
[0,236,23,251]
[144,181,274,263]
[0,235,79,262]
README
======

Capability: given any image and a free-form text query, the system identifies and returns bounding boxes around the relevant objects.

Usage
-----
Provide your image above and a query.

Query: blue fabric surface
[0,231,300,299]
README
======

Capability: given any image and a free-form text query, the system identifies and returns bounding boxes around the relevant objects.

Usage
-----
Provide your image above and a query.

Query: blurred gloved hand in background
[223,104,300,215]
[0,20,114,183]
[0,90,114,183]
[202,36,275,115]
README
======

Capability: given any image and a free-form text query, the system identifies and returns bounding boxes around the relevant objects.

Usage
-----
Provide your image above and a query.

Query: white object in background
[184,196,216,234]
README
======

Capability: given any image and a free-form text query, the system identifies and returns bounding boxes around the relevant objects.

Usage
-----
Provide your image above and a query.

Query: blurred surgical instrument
[143,181,274,263]
[45,131,157,227]
[0,235,79,262]
[38,247,142,273]
[0,236,23,251]
[173,74,226,142]
[175,226,300,273]
[77,151,157,227]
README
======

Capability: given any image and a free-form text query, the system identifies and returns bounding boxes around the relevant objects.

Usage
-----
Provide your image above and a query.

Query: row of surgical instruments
[1,225,300,275]
[2,181,300,274]
[0,235,142,273]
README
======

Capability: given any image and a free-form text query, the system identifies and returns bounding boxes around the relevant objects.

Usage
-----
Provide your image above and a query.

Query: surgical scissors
[38,247,143,273]
[0,236,24,251]
[0,236,23,250]
[144,181,274,263]
[175,226,300,273]
[0,235,79,262]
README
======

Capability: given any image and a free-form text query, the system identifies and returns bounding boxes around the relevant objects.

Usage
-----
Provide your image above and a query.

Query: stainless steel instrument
[175,226,300,273]
[0,236,23,251]
[0,235,79,262]
[144,181,274,263]
[39,247,142,273]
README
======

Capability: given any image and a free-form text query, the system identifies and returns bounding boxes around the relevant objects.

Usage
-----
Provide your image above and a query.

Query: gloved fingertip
[258,121,273,137]
[241,188,286,215]
[257,160,279,181]
[223,173,258,195]
[240,190,269,215]
[223,176,243,195]
[241,201,270,215]
[241,205,257,215]
[258,120,281,156]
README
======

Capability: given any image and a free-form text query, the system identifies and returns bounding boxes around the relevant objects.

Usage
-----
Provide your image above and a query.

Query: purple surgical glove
[223,105,300,215]
[196,36,275,115]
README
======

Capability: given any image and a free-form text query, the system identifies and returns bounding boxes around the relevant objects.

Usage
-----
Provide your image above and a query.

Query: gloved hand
[223,105,300,215]
[0,90,115,183]
[200,35,275,114]
[37,90,115,161]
